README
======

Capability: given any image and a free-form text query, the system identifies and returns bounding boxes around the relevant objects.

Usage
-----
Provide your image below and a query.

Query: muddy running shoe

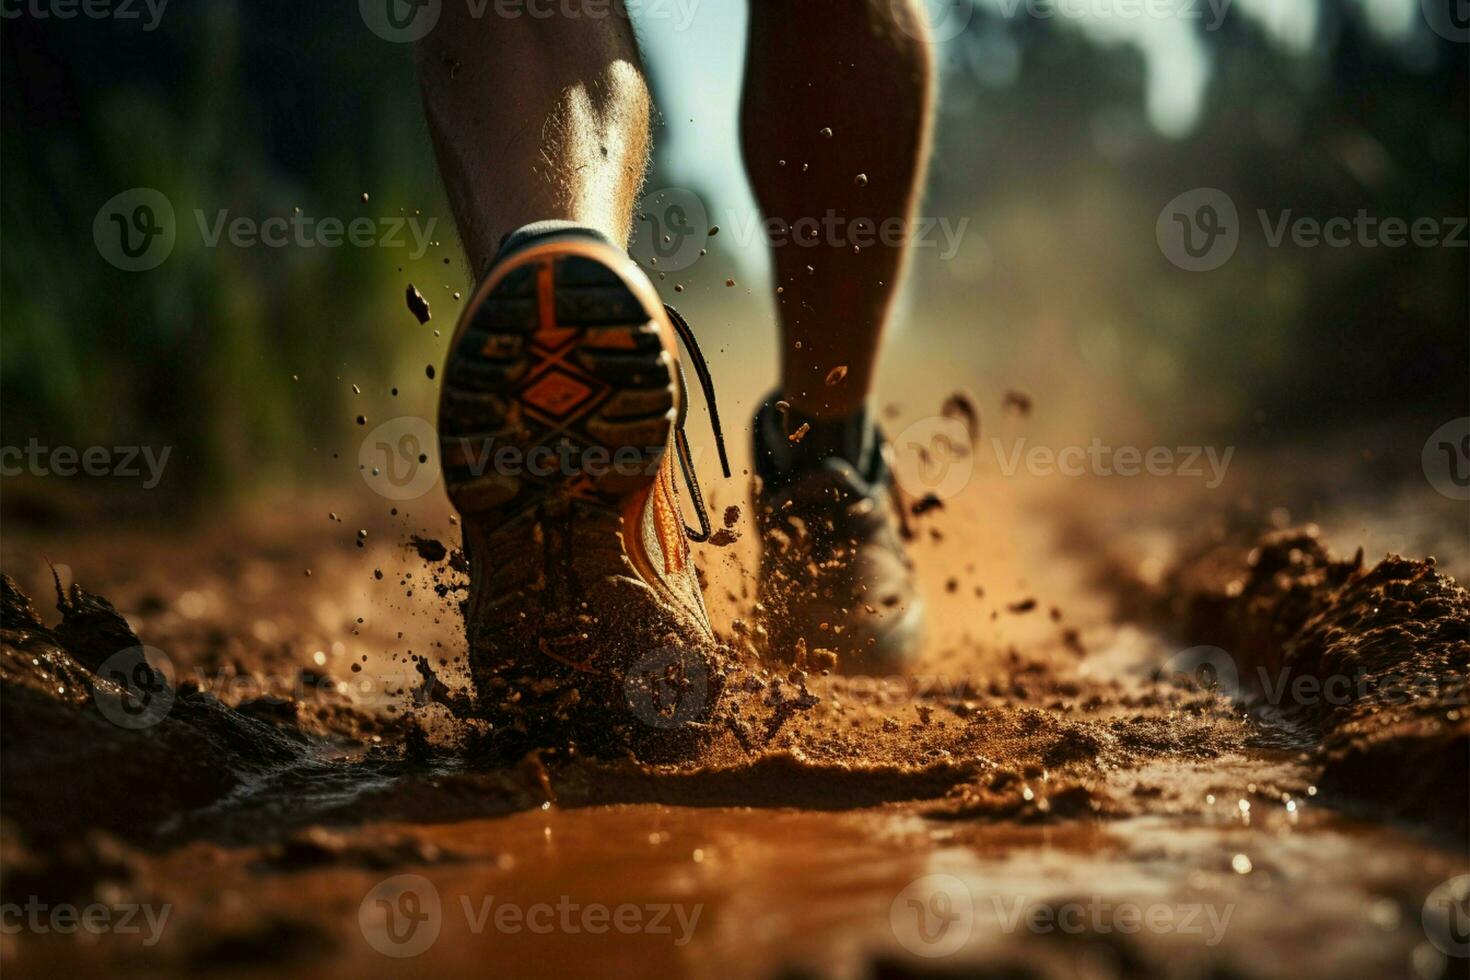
[752,396,924,673]
[438,222,734,759]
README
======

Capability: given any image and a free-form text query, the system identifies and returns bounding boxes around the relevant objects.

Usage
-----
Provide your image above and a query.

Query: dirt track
[1,459,1467,978]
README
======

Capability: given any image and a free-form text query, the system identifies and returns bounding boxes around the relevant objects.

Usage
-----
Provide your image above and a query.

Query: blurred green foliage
[2,0,1465,512]
[914,7,1467,436]
[2,2,457,505]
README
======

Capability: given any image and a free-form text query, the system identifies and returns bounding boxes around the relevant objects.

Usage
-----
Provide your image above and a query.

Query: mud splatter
[1002,389,1033,417]
[406,283,431,324]
[1166,527,1469,834]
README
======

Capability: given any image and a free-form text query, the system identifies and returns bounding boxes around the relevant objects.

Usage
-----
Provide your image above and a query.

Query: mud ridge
[1138,527,1468,836]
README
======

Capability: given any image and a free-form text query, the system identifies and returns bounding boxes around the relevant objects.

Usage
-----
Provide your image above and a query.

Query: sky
[631,0,1432,205]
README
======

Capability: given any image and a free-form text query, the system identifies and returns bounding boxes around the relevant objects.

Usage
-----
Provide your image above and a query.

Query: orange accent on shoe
[649,462,687,575]
[523,370,593,418]
[590,329,640,350]
[537,259,556,333]
[533,260,578,352]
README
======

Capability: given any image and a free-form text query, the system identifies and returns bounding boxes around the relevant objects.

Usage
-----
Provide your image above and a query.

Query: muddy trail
[1,469,1466,979]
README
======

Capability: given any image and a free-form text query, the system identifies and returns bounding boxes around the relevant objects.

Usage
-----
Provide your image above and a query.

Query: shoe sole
[437,238,680,542]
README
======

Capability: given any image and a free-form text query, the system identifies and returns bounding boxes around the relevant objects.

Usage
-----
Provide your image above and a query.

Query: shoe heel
[438,243,678,522]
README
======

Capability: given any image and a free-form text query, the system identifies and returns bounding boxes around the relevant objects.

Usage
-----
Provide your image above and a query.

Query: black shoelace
[663,303,730,543]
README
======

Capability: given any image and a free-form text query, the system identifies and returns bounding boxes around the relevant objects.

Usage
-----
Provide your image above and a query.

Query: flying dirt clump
[405,283,431,324]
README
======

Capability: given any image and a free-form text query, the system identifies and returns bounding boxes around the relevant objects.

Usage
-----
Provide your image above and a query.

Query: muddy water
[2,472,1467,979]
[5,792,1462,978]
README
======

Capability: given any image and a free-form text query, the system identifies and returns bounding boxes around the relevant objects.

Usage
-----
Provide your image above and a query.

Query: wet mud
[1,490,1466,978]
[1160,527,1468,835]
